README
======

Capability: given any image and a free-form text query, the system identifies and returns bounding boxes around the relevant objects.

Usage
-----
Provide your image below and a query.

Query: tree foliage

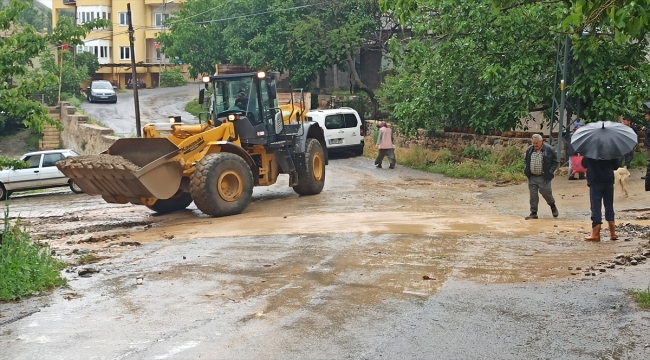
[490,0,650,43]
[0,0,109,135]
[378,0,650,134]
[158,0,382,89]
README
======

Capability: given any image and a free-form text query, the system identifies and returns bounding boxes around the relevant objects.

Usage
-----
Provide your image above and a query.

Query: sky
[36,0,52,8]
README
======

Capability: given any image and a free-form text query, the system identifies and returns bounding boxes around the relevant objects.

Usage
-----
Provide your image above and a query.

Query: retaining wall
[58,101,120,155]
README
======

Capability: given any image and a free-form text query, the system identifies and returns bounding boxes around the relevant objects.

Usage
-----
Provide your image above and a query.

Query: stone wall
[365,121,645,158]
[58,102,120,155]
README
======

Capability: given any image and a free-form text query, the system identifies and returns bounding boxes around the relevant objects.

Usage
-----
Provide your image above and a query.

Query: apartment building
[51,0,181,89]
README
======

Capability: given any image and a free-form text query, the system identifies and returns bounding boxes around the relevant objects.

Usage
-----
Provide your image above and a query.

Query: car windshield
[92,82,113,90]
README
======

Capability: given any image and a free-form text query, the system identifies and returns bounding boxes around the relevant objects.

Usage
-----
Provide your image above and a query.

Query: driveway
[80,84,201,136]
[1,154,650,359]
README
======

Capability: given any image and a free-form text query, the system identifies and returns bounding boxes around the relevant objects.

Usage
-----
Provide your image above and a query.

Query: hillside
[0,0,52,33]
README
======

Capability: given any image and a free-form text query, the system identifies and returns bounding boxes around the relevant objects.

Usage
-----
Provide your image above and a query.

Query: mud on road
[2,156,650,359]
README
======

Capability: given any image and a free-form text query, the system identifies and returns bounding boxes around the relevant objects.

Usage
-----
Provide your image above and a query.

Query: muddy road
[80,84,201,136]
[1,155,650,359]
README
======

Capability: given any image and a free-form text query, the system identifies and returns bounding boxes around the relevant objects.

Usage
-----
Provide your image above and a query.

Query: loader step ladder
[274,148,299,186]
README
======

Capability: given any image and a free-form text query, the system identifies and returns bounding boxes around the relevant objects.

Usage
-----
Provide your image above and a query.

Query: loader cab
[202,72,281,145]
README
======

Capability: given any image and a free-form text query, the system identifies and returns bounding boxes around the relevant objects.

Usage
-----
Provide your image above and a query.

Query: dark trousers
[589,184,614,228]
[375,148,396,167]
[528,175,555,214]
[623,151,633,169]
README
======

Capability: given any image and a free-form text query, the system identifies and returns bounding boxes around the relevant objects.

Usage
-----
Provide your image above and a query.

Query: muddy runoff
[5,156,650,359]
[10,156,650,299]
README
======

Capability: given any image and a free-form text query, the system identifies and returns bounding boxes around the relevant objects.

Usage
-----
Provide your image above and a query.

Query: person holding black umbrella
[571,121,638,241]
[580,156,621,241]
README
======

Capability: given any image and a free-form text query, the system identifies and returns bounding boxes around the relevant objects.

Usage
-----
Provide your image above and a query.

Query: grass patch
[627,287,650,308]
[631,152,646,169]
[77,254,99,265]
[0,206,66,301]
[25,131,41,151]
[185,97,204,118]
[365,141,527,183]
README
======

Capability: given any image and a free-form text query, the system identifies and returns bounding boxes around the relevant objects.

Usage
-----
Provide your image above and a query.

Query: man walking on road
[375,121,396,169]
[524,134,559,219]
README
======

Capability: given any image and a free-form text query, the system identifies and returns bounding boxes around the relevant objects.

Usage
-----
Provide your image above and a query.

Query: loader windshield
[213,77,262,125]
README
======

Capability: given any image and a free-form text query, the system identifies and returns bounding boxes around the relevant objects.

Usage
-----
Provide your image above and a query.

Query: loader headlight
[228,114,236,121]
[202,76,210,83]
[257,71,266,79]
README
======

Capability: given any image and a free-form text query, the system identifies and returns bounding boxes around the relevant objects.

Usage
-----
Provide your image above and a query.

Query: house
[51,0,185,88]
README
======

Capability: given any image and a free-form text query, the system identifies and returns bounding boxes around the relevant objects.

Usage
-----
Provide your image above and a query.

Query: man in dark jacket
[524,134,559,219]
[581,157,621,241]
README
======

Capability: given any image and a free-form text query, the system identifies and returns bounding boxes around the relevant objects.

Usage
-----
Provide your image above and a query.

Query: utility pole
[127,3,142,137]
[549,35,581,162]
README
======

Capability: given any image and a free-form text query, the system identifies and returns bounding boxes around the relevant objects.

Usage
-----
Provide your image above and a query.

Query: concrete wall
[58,102,120,155]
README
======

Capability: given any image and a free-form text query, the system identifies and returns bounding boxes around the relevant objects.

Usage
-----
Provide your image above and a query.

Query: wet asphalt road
[1,156,650,359]
[80,84,202,136]
[1,85,650,358]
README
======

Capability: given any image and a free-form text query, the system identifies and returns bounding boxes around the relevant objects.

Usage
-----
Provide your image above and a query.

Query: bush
[61,93,83,108]
[0,207,66,301]
[461,145,491,160]
[160,68,186,87]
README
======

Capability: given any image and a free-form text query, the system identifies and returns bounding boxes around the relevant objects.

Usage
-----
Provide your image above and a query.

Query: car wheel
[88,95,93,103]
[69,180,84,194]
[353,145,364,156]
[0,183,9,201]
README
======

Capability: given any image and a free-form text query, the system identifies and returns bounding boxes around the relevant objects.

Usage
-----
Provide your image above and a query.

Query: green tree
[158,0,384,105]
[378,0,650,134]
[490,0,650,43]
[0,0,110,134]
[40,50,90,102]
[74,51,100,76]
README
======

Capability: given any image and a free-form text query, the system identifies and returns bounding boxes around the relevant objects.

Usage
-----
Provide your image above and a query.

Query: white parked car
[307,108,365,156]
[0,149,84,200]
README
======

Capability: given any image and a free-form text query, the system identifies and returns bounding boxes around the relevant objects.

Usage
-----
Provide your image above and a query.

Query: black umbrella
[571,121,637,160]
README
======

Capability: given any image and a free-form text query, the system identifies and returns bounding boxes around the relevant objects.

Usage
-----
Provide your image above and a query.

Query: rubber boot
[608,221,618,240]
[584,224,601,241]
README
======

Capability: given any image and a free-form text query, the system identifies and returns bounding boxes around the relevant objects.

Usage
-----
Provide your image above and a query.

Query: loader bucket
[57,138,184,204]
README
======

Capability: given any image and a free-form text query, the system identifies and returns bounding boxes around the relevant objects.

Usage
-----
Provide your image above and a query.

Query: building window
[81,12,85,23]
[154,13,170,27]
[118,12,128,26]
[119,46,131,60]
[102,12,106,19]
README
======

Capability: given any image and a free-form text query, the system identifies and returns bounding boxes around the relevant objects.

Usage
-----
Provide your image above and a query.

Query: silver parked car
[87,80,117,103]
[0,149,84,200]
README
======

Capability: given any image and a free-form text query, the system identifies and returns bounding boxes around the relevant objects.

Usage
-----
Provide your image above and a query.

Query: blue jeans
[589,184,614,228]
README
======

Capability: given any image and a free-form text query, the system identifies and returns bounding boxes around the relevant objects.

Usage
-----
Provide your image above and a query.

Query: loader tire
[293,138,325,196]
[191,153,253,217]
[146,192,193,214]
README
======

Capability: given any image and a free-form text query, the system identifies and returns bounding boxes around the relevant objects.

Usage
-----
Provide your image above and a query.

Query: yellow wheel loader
[57,71,328,217]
